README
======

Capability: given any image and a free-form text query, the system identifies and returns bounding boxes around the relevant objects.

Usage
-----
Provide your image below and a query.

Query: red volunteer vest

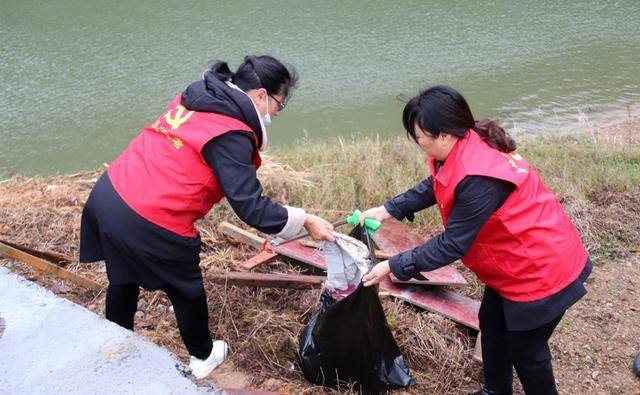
[431,130,587,302]
[108,94,262,237]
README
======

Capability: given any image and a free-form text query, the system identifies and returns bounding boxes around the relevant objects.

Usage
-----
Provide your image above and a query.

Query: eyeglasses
[268,94,286,112]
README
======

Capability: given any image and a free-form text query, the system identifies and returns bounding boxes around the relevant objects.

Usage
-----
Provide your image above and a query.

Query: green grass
[519,134,640,197]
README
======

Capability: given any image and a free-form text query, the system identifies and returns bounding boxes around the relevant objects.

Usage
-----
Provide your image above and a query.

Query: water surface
[1,0,638,174]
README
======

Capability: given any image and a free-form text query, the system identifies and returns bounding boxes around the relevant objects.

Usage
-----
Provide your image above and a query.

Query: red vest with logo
[108,94,262,237]
[430,130,587,302]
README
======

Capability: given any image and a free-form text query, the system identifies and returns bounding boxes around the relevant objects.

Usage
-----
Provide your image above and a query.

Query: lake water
[1,0,639,175]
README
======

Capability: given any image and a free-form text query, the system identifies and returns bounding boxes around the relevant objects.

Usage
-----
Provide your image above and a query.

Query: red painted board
[242,250,278,270]
[274,240,327,270]
[379,277,480,330]
[373,218,467,286]
[373,218,430,253]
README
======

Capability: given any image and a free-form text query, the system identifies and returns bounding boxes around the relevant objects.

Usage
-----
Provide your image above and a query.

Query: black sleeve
[202,131,289,234]
[388,175,515,281]
[383,177,436,222]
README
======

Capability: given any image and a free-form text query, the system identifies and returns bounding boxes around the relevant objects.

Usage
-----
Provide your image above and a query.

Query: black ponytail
[211,55,298,103]
[209,61,234,81]
[402,85,517,153]
[473,118,517,152]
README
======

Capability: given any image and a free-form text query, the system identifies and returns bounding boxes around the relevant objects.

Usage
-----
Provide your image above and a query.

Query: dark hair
[402,85,516,152]
[209,55,298,103]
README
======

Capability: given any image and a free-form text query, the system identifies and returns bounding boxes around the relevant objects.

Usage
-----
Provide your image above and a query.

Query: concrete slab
[0,266,216,395]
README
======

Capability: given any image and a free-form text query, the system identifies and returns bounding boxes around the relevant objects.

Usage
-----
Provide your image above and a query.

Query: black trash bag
[348,223,376,256]
[298,225,415,392]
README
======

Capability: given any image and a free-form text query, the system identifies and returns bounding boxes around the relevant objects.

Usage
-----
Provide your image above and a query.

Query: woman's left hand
[362,260,391,287]
[359,205,392,225]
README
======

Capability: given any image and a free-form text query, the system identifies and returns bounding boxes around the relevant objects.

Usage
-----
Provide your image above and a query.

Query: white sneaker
[188,340,229,379]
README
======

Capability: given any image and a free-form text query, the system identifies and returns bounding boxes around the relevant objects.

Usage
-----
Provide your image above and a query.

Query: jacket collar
[431,130,472,188]
[181,71,267,151]
[225,81,268,151]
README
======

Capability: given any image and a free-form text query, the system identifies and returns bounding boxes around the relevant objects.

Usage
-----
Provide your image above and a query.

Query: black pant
[105,282,213,359]
[479,287,562,395]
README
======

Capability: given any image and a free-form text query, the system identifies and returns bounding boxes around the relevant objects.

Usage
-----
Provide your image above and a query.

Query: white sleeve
[276,206,307,240]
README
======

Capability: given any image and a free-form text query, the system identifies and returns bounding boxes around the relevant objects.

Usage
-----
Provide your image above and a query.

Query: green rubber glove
[346,210,382,238]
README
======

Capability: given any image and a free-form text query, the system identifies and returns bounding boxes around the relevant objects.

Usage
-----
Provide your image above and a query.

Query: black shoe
[467,388,513,395]
[634,352,640,377]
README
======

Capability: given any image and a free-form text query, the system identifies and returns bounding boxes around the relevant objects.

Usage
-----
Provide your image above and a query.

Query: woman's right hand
[304,215,336,242]
[359,205,392,225]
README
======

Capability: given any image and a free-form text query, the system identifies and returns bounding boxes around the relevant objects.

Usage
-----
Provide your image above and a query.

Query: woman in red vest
[361,86,591,395]
[80,55,335,379]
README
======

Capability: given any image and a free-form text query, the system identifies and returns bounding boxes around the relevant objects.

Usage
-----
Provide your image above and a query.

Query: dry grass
[1,117,639,393]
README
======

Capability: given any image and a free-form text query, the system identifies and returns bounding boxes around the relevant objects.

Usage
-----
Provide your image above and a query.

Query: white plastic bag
[320,232,371,298]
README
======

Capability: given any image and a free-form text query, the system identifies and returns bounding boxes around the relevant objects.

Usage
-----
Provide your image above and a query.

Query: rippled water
[1,0,639,175]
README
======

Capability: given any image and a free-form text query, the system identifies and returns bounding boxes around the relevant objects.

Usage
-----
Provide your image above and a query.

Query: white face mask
[261,94,272,126]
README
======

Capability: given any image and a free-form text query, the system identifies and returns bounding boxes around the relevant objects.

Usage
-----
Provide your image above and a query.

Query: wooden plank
[217,222,480,330]
[0,241,103,292]
[0,239,73,265]
[210,271,325,289]
[242,251,278,270]
[219,222,266,250]
[219,222,327,270]
[379,277,480,330]
[373,218,467,286]
[390,272,466,287]
[473,332,483,363]
[275,241,327,270]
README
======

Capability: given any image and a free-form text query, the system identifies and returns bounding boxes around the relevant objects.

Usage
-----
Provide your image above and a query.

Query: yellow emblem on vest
[163,105,194,130]
[501,152,528,173]
[152,120,184,150]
